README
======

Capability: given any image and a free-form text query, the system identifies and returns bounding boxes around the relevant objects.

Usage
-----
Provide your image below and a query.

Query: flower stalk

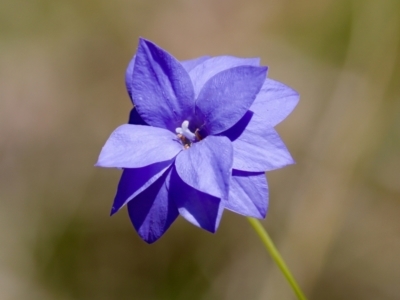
[247,217,308,300]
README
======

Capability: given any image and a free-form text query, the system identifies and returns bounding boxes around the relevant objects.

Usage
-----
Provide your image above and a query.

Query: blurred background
[1,0,400,299]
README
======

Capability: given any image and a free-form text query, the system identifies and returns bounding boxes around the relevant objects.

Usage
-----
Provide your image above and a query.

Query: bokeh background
[1,0,400,299]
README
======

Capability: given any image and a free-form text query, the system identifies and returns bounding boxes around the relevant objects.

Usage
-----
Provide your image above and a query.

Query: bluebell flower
[96,38,299,243]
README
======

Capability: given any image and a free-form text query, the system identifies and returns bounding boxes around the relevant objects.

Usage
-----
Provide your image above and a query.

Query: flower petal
[225,170,268,219]
[232,127,294,172]
[127,168,178,243]
[175,136,233,199]
[220,110,253,142]
[111,159,173,215]
[125,55,136,101]
[250,78,299,127]
[189,56,260,98]
[128,106,147,125]
[181,56,211,72]
[195,66,267,135]
[96,124,182,168]
[170,167,224,233]
[131,38,195,131]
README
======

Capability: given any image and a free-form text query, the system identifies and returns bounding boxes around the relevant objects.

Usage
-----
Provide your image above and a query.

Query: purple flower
[96,38,299,243]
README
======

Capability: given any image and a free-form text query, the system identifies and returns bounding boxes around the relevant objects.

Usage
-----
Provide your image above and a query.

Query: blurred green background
[1,0,400,299]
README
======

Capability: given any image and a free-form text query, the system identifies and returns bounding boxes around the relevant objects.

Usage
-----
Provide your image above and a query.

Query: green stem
[247,217,308,300]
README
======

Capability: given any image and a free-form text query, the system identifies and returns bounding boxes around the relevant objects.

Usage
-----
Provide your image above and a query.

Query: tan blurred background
[1,0,400,299]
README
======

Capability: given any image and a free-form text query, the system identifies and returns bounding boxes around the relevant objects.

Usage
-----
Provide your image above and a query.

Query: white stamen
[176,120,196,141]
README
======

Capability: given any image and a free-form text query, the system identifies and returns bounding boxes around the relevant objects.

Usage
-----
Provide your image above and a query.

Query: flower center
[175,120,202,149]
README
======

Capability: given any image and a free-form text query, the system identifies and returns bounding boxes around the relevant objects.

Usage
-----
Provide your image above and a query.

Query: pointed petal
[189,56,261,98]
[195,66,267,135]
[175,136,233,199]
[127,168,178,243]
[128,106,147,125]
[131,38,195,131]
[220,110,253,142]
[170,167,224,233]
[225,170,268,218]
[96,124,182,168]
[232,126,294,172]
[111,159,173,215]
[125,55,136,101]
[250,78,299,127]
[181,56,211,72]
